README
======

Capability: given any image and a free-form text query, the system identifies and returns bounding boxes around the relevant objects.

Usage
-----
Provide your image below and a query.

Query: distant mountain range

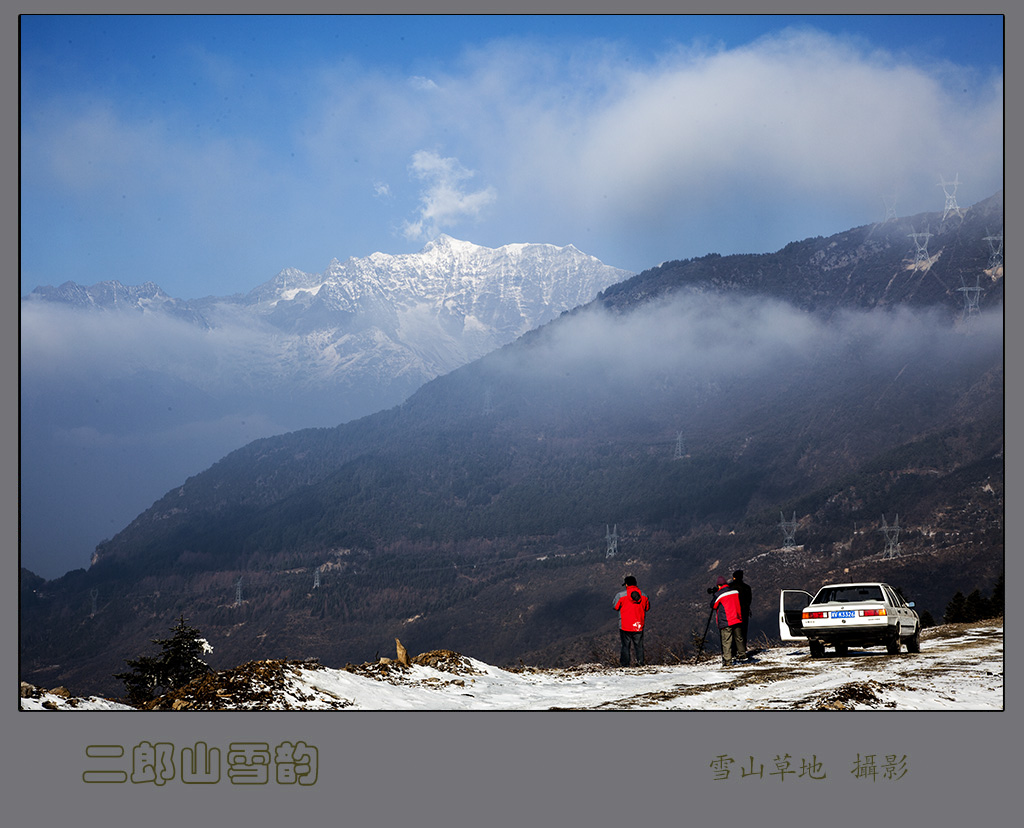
[20,193,1003,698]
[20,236,630,580]
[25,234,630,403]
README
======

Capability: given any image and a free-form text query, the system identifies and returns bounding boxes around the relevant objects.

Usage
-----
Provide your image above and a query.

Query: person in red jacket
[711,575,746,666]
[613,575,651,667]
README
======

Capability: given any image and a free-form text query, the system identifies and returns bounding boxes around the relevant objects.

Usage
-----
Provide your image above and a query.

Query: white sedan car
[779,581,921,657]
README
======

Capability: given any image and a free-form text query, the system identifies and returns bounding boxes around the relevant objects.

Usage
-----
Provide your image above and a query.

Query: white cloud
[301,27,999,263]
[409,75,438,91]
[401,150,497,241]
[22,25,1002,291]
[540,30,1001,228]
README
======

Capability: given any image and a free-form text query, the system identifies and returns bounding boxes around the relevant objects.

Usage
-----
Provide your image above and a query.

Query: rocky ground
[20,621,1002,711]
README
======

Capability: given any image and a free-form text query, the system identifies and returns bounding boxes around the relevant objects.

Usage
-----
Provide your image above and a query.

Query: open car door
[779,589,814,641]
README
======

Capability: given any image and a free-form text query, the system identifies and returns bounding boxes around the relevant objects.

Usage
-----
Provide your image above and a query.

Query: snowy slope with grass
[21,621,1001,711]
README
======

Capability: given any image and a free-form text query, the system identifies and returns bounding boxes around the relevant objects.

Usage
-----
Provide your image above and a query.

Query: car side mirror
[907,601,916,608]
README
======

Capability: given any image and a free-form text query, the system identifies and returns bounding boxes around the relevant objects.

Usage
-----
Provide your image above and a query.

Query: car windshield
[812,585,884,604]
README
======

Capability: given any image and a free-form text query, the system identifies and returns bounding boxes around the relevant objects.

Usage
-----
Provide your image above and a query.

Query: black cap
[733,570,744,579]
[623,575,637,586]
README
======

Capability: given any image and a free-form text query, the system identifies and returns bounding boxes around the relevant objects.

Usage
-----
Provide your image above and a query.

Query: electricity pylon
[958,274,983,330]
[882,192,898,222]
[606,524,619,559]
[939,174,964,222]
[879,514,901,559]
[908,227,932,270]
[778,512,797,550]
[674,432,686,459]
[985,232,1004,275]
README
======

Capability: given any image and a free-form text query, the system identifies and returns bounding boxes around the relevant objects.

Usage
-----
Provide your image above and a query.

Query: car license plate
[832,610,856,619]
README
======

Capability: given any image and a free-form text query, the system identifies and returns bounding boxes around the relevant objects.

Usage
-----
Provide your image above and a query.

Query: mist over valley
[21,237,628,579]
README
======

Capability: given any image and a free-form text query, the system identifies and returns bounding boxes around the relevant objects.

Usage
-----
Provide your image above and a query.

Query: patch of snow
[20,693,136,711]
[21,624,1001,711]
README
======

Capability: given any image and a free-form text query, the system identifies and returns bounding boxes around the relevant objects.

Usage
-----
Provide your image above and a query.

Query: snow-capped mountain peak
[24,235,631,422]
[246,236,630,349]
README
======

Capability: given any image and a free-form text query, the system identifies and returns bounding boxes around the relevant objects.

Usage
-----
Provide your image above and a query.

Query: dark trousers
[620,630,645,667]
[719,624,747,664]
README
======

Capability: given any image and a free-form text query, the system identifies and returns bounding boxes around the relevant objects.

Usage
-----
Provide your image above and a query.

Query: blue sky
[20,14,1003,300]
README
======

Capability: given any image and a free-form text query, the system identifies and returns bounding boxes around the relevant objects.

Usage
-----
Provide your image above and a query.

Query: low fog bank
[20,304,420,580]
[20,290,1002,580]
[484,290,1002,414]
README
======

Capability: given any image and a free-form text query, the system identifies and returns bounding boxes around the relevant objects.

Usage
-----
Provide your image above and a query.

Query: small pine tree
[115,615,212,705]
[114,653,164,706]
[944,591,967,624]
[990,572,1004,618]
[963,589,991,623]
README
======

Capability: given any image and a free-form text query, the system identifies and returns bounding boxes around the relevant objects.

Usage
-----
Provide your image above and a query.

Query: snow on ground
[19,693,137,711]
[20,622,1002,711]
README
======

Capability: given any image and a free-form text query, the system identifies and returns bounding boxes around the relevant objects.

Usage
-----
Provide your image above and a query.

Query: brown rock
[395,639,411,667]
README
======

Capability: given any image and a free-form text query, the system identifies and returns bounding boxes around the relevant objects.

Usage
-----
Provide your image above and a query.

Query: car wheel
[904,628,921,654]
[809,639,825,658]
[834,642,849,656]
[886,632,901,654]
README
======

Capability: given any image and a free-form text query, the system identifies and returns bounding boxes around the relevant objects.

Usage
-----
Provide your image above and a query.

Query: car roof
[816,582,890,589]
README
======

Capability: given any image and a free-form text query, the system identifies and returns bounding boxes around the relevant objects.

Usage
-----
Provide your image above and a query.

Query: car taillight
[802,611,827,619]
[860,609,887,617]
